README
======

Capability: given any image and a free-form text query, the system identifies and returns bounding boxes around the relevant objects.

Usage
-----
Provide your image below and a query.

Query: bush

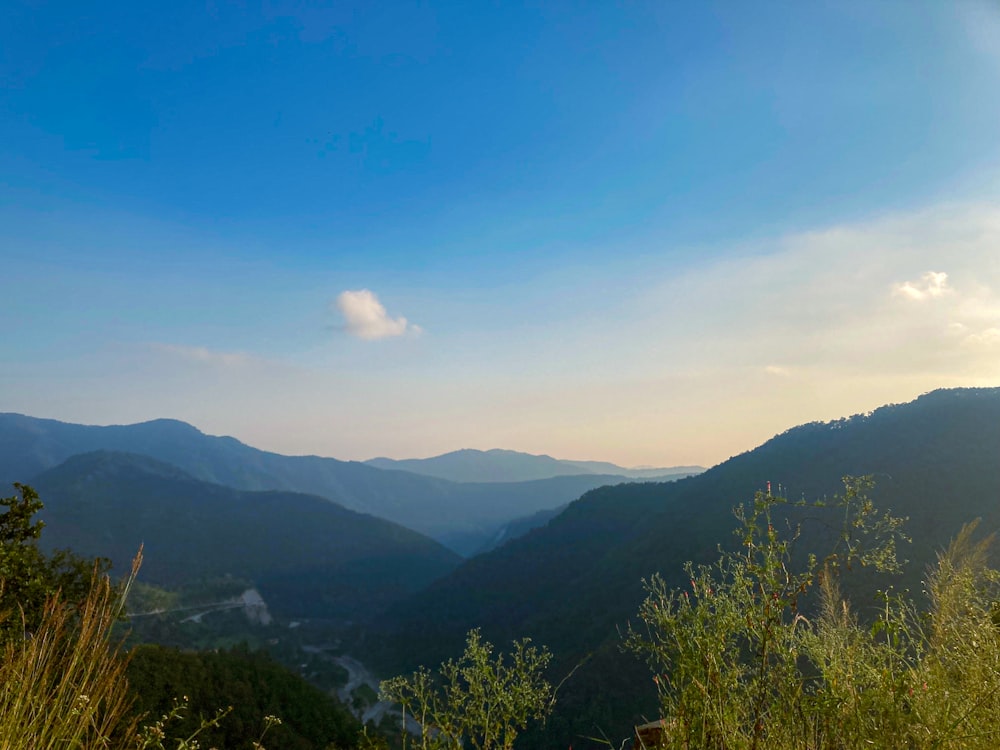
[0,483,111,645]
[628,476,1000,749]
[380,629,553,750]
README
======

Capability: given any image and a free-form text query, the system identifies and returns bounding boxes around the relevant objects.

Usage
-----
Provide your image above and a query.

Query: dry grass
[0,551,141,750]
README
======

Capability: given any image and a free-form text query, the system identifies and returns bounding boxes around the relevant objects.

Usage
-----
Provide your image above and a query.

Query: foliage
[0,482,110,644]
[0,548,139,749]
[0,579,350,750]
[136,698,283,750]
[627,477,1000,749]
[128,643,363,750]
[380,629,554,750]
[0,483,358,749]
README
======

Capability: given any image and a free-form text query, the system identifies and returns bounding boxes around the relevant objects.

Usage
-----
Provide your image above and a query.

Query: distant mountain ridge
[0,413,680,555]
[365,448,703,483]
[370,387,1000,746]
[31,450,461,619]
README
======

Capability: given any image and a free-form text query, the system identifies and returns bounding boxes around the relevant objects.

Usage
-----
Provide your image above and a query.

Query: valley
[5,387,1000,748]
[7,4,996,747]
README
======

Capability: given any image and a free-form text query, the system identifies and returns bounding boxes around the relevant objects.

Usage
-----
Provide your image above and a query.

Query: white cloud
[893,271,951,301]
[335,289,421,340]
[638,203,1000,384]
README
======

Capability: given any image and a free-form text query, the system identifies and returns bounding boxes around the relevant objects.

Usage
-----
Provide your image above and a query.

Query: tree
[0,483,109,644]
[380,629,554,750]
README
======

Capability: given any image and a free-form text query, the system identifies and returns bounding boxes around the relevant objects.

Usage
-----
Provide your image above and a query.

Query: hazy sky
[3,1,1000,468]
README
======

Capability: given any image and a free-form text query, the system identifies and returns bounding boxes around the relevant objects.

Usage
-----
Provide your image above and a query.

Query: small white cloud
[335,289,420,340]
[893,271,950,301]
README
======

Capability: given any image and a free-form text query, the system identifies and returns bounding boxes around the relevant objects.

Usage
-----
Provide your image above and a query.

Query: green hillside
[127,644,362,750]
[31,450,461,620]
[370,388,1000,746]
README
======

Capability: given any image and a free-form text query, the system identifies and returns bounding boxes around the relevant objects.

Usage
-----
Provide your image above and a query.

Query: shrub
[627,476,1000,749]
[380,629,553,750]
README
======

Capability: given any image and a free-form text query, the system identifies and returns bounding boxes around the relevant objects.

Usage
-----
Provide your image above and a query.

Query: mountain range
[0,413,698,555]
[7,388,1000,747]
[365,449,702,483]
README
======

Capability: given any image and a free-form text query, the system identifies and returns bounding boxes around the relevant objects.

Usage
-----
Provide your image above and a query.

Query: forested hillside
[370,388,1000,745]
[127,645,362,750]
[31,450,461,619]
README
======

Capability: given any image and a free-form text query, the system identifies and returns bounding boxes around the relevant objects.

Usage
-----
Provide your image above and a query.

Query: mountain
[474,504,568,555]
[30,450,461,619]
[421,474,643,555]
[0,414,658,554]
[365,448,703,483]
[369,388,1000,746]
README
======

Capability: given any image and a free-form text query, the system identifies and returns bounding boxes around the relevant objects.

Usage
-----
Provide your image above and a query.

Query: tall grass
[629,479,1000,750]
[0,552,141,749]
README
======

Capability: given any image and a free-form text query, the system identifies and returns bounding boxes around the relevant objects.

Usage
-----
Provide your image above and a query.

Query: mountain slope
[0,414,646,553]
[475,504,568,554]
[365,448,702,483]
[371,388,1000,745]
[30,451,461,619]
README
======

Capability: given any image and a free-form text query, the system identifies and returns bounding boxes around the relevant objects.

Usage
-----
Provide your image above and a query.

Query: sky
[3,1,1000,468]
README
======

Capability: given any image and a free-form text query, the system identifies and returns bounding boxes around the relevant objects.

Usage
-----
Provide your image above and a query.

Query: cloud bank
[335,289,421,340]
[640,203,1000,381]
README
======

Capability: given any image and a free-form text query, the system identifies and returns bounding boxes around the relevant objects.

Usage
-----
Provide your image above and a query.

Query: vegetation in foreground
[0,547,137,748]
[380,629,555,750]
[8,474,1000,749]
[380,477,1000,750]
[0,484,361,749]
[627,477,1000,749]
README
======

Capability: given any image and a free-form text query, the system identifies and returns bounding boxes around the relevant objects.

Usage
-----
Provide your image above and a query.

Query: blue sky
[3,1,1000,466]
